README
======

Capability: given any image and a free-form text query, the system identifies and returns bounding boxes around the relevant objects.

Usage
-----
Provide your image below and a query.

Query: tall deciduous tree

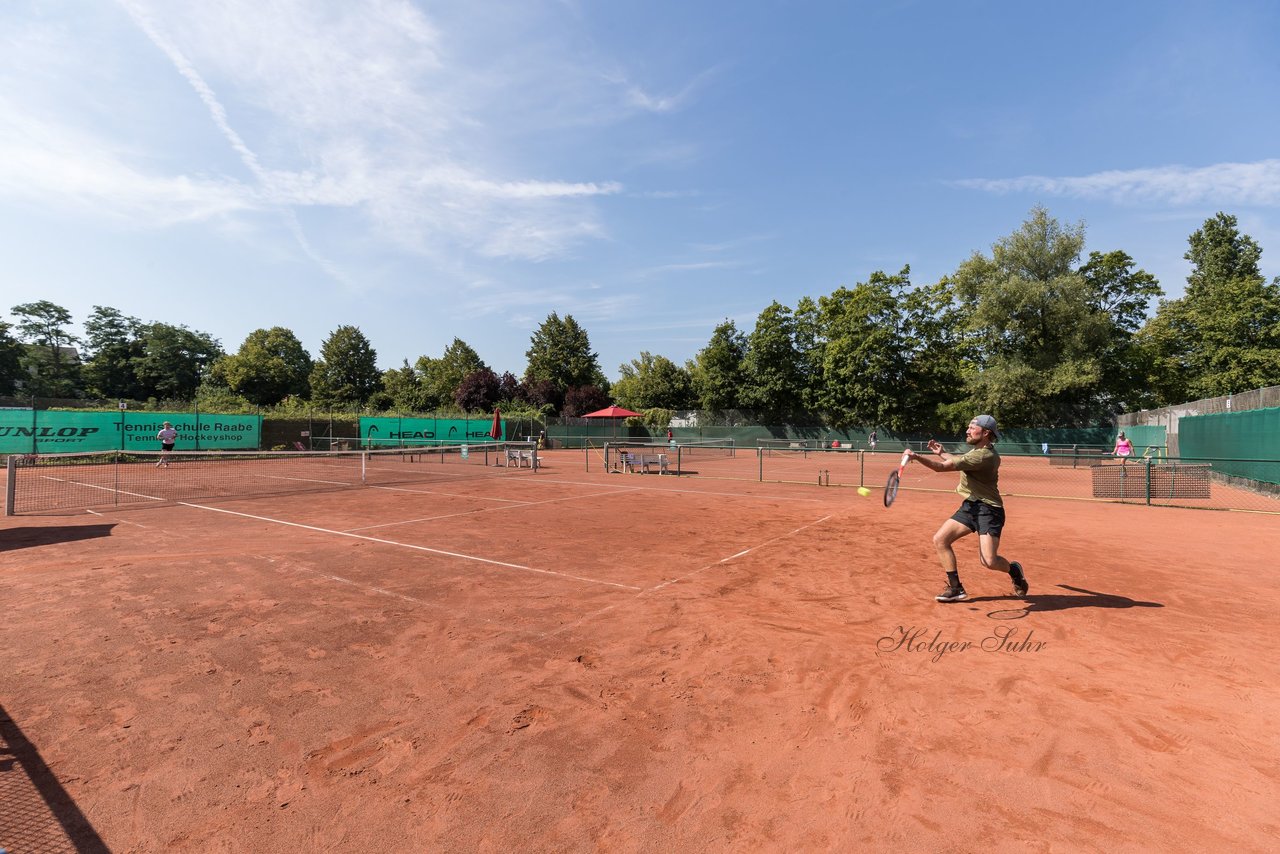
[524,313,607,400]
[562,385,611,417]
[688,320,748,411]
[382,360,432,412]
[951,207,1129,427]
[454,367,500,413]
[421,339,487,409]
[133,323,223,400]
[740,301,804,417]
[212,327,313,405]
[815,270,912,429]
[898,278,972,432]
[82,306,144,399]
[1078,250,1162,411]
[310,325,381,407]
[11,300,81,397]
[0,321,24,395]
[1140,212,1280,401]
[612,352,694,411]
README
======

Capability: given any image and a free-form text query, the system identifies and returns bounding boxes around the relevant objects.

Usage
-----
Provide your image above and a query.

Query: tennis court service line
[175,501,643,591]
[546,513,834,637]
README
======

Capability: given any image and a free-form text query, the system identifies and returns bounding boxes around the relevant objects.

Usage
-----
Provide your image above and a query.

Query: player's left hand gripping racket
[884,450,910,507]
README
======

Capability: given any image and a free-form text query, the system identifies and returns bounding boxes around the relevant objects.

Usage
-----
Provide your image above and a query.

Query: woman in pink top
[1113,431,1134,464]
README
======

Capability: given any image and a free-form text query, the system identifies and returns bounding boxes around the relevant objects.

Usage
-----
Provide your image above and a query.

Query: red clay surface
[2,448,1278,852]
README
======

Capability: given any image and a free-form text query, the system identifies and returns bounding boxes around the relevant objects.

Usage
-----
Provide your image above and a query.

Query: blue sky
[3,0,1279,382]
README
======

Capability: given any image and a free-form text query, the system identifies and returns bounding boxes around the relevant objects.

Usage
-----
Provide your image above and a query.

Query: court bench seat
[615,451,669,474]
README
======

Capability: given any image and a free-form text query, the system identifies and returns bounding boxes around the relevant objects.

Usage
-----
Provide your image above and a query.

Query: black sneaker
[1009,561,1028,597]
[935,585,967,603]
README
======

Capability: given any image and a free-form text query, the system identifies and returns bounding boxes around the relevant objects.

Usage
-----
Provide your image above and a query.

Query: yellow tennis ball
[857,486,872,497]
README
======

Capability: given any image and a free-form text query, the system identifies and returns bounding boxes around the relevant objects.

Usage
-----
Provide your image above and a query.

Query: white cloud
[0,1,629,271]
[0,101,254,224]
[954,159,1280,206]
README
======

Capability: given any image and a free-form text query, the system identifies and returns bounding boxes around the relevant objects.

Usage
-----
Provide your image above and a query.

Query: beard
[965,434,980,445]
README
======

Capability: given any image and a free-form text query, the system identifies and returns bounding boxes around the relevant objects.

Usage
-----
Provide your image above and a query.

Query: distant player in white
[156,421,177,467]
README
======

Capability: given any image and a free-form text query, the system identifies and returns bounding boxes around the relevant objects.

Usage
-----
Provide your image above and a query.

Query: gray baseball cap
[972,414,999,439]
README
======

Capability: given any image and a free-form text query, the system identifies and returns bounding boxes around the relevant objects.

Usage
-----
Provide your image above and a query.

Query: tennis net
[4,443,539,515]
[757,438,815,455]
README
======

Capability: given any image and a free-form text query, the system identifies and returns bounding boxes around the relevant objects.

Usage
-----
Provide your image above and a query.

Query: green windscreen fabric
[1179,407,1280,483]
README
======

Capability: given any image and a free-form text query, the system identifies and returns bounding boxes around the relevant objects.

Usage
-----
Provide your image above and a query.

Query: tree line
[3,209,1278,430]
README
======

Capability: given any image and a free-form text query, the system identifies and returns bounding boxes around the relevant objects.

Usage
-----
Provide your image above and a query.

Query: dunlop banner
[0,410,261,454]
[359,416,504,446]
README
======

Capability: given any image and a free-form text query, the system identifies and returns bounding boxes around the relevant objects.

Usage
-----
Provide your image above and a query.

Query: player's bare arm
[906,444,958,472]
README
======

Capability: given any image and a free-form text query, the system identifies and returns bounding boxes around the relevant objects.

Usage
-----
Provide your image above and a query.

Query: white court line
[39,476,163,503]
[175,501,642,591]
[309,569,448,610]
[546,513,834,637]
[344,488,642,533]
[86,508,151,529]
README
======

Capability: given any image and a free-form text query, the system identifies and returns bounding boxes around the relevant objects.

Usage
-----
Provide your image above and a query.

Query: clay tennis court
[2,449,1277,851]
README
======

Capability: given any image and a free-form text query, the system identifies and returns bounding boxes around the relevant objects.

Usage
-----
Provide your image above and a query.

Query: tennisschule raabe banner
[0,410,261,454]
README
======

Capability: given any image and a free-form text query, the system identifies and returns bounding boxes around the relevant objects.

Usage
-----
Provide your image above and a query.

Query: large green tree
[81,306,144,399]
[1078,250,1162,411]
[212,327,313,405]
[524,313,607,397]
[415,338,487,411]
[612,352,695,411]
[688,320,748,411]
[382,360,433,412]
[132,323,223,400]
[0,321,24,396]
[1139,212,1280,401]
[310,325,381,407]
[11,300,81,397]
[814,270,912,429]
[897,278,972,432]
[950,207,1152,428]
[739,301,804,417]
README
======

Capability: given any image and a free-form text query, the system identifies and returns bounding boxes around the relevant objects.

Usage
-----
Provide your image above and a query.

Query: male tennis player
[156,421,177,468]
[904,414,1028,603]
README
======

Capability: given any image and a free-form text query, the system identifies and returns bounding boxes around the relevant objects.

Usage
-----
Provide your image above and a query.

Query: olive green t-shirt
[952,446,1002,507]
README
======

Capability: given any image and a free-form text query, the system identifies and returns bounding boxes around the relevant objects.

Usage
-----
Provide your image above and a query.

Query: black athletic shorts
[950,498,1005,536]
[161,443,175,451]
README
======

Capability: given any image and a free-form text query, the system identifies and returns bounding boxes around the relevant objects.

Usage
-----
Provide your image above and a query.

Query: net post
[361,451,368,485]
[5,455,15,516]
[1144,456,1152,506]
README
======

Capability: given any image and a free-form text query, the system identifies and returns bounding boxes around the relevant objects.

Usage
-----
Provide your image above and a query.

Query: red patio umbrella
[488,408,502,441]
[582,404,641,442]
[582,405,641,419]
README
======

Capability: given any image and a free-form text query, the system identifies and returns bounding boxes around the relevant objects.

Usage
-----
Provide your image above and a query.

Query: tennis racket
[884,451,910,507]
